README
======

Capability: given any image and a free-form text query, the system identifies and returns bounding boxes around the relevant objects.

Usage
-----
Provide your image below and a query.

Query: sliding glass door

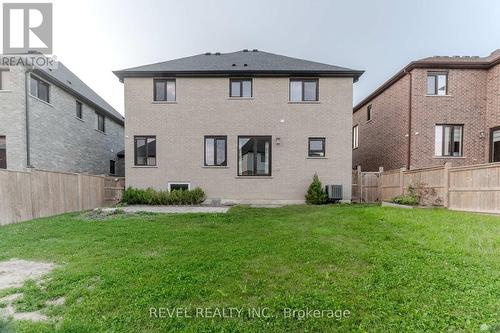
[238,136,271,176]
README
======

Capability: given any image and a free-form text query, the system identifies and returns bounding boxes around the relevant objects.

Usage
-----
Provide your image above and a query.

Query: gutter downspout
[25,68,33,168]
[406,69,412,170]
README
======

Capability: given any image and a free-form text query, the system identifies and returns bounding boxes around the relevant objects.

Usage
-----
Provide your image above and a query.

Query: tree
[305,173,328,204]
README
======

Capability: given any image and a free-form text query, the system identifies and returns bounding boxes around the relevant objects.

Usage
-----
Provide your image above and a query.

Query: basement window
[168,183,190,191]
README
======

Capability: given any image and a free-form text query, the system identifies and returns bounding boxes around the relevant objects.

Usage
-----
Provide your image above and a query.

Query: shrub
[121,187,206,205]
[391,185,419,206]
[391,194,419,206]
[305,173,328,205]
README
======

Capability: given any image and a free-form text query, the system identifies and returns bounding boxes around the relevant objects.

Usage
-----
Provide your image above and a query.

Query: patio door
[490,127,500,162]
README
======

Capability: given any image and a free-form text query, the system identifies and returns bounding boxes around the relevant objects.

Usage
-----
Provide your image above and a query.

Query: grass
[0,205,499,332]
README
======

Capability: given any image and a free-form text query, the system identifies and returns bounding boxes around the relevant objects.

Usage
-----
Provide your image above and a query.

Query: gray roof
[114,50,363,81]
[35,63,124,124]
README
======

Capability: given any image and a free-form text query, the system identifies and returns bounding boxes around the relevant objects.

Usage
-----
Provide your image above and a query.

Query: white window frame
[427,72,448,96]
[352,125,359,149]
[435,124,463,157]
[167,182,191,191]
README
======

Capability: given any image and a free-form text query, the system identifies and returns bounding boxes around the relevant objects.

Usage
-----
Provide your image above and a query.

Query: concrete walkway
[104,206,230,214]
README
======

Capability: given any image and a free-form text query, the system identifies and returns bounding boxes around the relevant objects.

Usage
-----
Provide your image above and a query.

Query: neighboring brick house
[114,50,363,203]
[353,50,500,171]
[0,62,125,176]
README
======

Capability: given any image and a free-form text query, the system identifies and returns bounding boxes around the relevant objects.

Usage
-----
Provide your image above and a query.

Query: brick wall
[352,75,410,171]
[410,68,488,168]
[485,63,500,161]
[353,66,495,171]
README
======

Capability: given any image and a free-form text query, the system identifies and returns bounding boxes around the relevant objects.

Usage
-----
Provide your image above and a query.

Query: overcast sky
[29,0,500,115]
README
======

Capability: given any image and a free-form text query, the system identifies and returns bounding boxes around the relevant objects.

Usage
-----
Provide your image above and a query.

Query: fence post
[399,167,406,195]
[357,165,362,203]
[378,167,384,202]
[77,174,83,210]
[443,162,450,207]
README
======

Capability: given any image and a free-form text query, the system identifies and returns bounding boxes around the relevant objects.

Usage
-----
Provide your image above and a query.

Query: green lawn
[0,205,499,332]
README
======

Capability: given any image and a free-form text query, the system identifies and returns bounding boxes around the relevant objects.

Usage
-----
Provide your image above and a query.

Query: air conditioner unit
[325,185,343,202]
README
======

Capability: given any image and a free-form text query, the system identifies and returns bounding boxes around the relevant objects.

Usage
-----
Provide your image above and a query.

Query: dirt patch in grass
[0,259,57,322]
[0,259,56,290]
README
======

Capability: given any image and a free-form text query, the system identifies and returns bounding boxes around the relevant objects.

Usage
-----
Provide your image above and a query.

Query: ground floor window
[238,136,271,176]
[109,160,116,175]
[204,136,227,166]
[490,127,500,162]
[308,137,325,157]
[0,136,6,169]
[134,136,157,166]
[435,125,463,157]
[168,183,190,191]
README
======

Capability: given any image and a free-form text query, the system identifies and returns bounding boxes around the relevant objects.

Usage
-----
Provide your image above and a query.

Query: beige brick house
[353,50,500,171]
[114,50,363,203]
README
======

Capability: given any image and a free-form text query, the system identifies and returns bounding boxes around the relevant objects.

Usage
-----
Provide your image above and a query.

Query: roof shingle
[114,50,363,81]
[35,63,124,124]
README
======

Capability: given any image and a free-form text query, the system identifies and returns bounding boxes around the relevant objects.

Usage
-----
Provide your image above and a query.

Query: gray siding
[0,66,124,176]
[0,66,27,171]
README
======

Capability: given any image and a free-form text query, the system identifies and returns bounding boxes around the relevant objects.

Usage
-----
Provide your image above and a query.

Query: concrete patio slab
[104,206,230,214]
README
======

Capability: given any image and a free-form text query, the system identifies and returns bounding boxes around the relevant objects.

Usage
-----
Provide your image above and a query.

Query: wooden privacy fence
[0,169,124,225]
[354,162,500,214]
[352,166,383,203]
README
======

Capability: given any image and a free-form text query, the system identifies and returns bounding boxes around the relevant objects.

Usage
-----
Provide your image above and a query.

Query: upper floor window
[435,125,463,157]
[205,136,227,166]
[367,105,372,121]
[134,136,156,166]
[0,136,6,169]
[230,79,252,98]
[0,69,8,90]
[427,72,448,95]
[308,137,325,157]
[289,79,318,102]
[97,113,105,132]
[30,75,50,103]
[76,101,83,119]
[352,125,359,149]
[154,79,176,101]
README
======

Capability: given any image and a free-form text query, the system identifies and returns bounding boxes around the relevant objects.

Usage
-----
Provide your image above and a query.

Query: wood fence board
[0,169,120,225]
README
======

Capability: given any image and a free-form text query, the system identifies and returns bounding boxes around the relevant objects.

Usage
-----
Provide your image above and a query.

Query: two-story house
[353,49,500,171]
[114,50,363,204]
[0,62,125,176]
